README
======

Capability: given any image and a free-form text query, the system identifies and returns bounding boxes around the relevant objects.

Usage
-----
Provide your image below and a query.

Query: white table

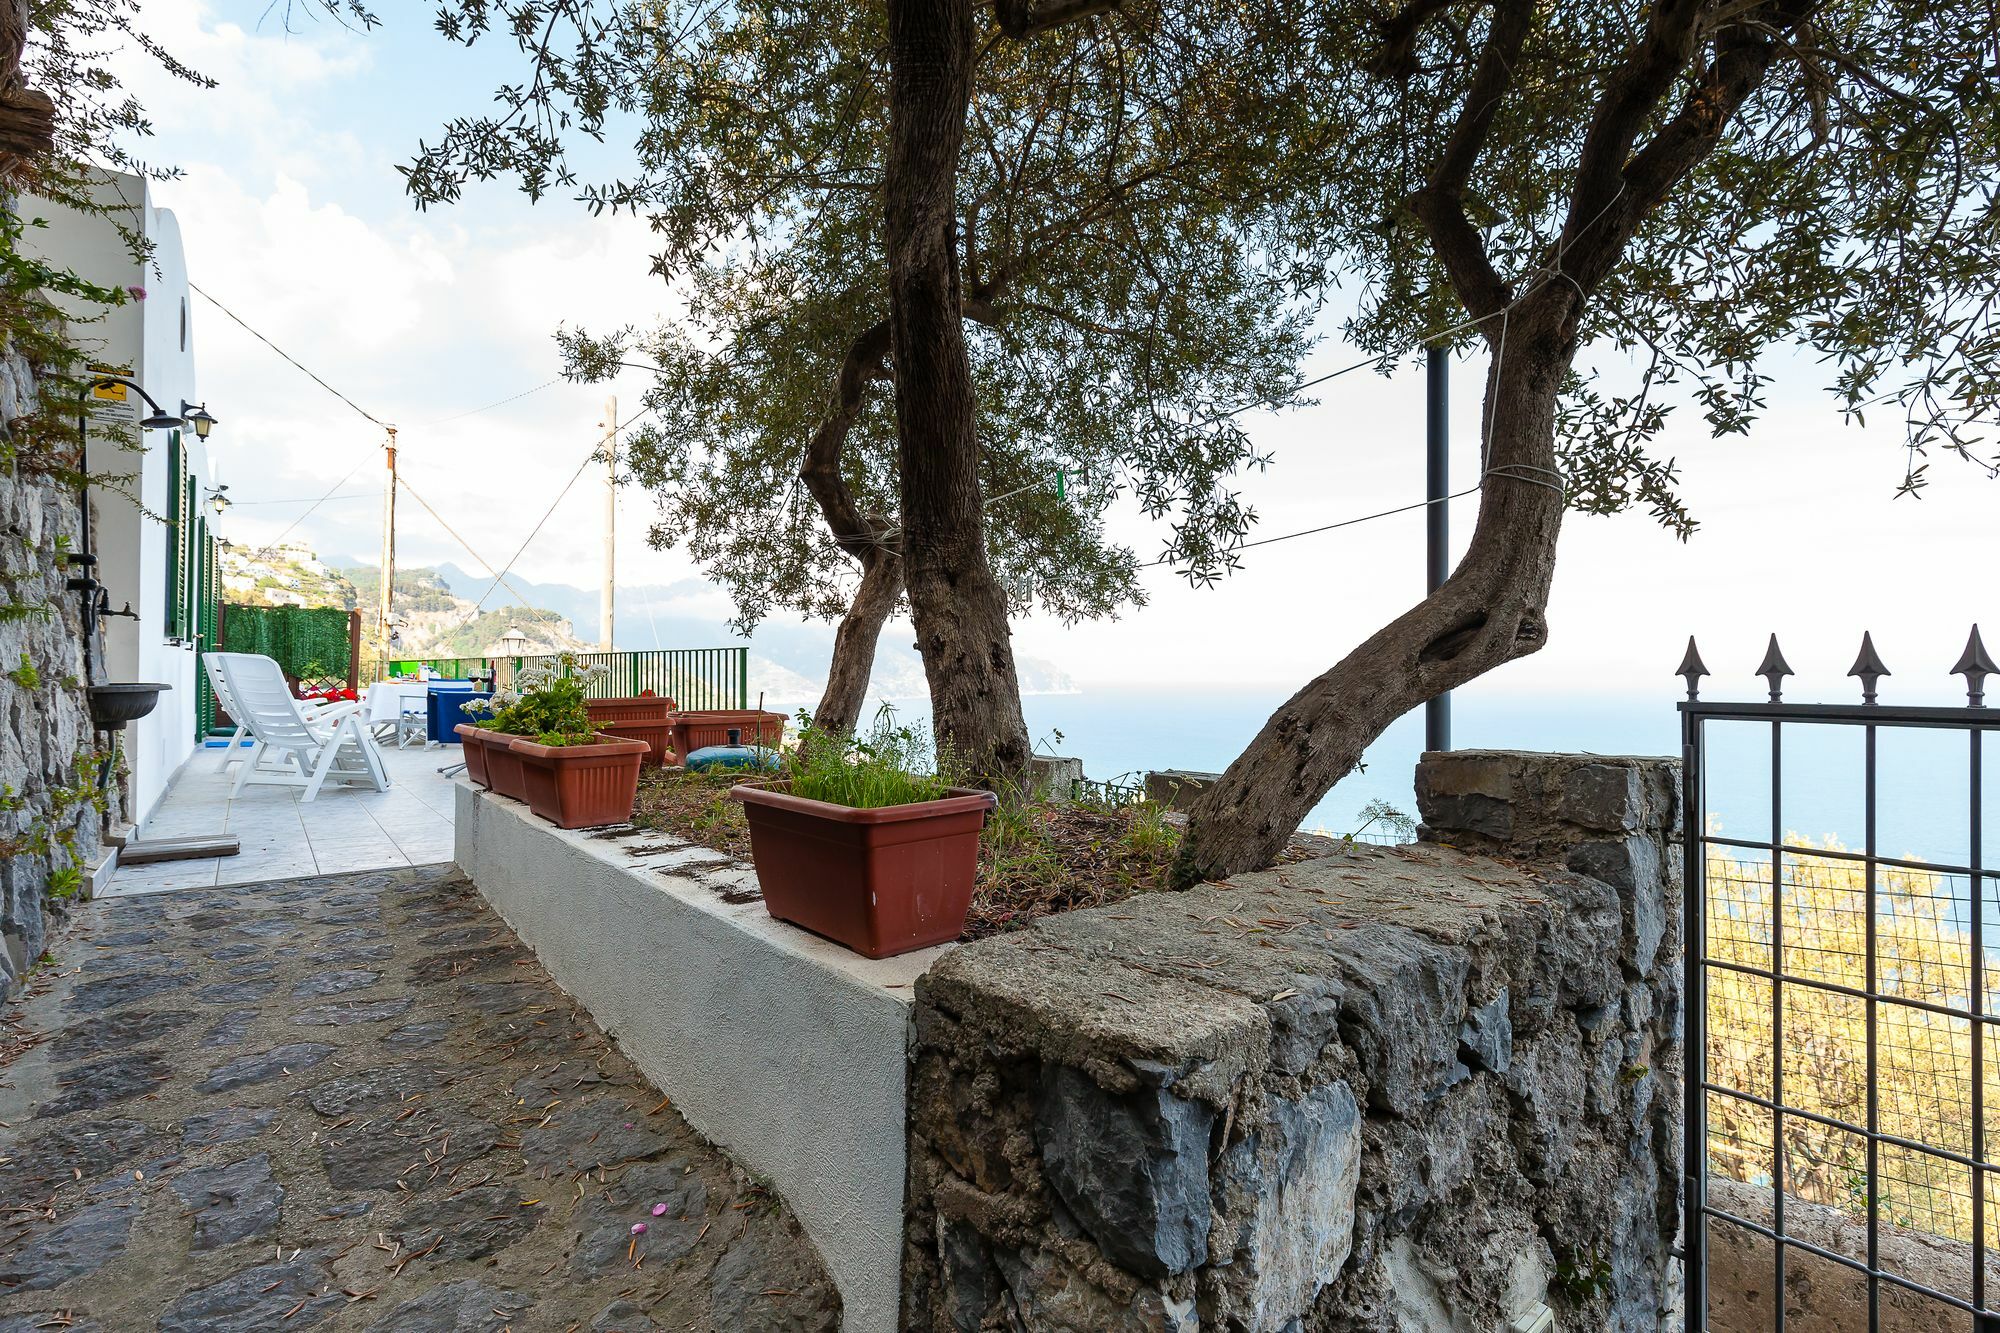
[365,680,436,727]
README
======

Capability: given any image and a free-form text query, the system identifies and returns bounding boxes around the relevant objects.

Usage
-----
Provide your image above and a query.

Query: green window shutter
[183,476,198,639]
[163,430,182,638]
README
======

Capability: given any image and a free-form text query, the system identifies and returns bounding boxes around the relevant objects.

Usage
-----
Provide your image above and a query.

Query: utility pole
[379,426,397,678]
[600,397,617,651]
[1424,348,1451,753]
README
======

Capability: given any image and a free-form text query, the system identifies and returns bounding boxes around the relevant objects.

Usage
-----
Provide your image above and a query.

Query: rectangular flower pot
[729,782,997,958]
[456,724,529,801]
[597,719,675,766]
[668,709,787,762]
[509,733,649,829]
[586,697,678,766]
[585,695,677,726]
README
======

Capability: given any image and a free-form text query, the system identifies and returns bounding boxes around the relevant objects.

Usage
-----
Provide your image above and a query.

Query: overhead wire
[244,457,374,557]
[461,400,662,616]
[395,475,570,634]
[424,377,564,425]
[190,281,393,431]
[189,282,610,626]
[229,490,378,507]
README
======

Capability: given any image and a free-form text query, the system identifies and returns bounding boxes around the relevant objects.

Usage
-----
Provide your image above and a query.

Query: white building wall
[24,172,209,829]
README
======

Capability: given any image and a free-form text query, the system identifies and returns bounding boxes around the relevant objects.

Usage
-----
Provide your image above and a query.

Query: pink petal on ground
[651,1203,668,1217]
[631,1222,648,1235]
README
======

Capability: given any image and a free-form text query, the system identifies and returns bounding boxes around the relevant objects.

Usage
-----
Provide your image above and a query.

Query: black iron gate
[1680,628,1998,1330]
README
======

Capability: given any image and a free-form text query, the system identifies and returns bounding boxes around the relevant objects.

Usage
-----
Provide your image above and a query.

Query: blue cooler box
[427,685,489,744]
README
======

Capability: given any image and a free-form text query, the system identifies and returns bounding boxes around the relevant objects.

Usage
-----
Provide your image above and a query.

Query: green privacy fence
[385,648,750,711]
[219,604,362,695]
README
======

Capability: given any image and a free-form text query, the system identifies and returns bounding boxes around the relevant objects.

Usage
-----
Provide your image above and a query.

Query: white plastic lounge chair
[202,652,344,773]
[212,652,390,801]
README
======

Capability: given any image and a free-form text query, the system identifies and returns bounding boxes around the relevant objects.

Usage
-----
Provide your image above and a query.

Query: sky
[109,0,1996,715]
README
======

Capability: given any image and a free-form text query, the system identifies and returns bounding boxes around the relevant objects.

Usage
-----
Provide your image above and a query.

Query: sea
[767,684,1995,868]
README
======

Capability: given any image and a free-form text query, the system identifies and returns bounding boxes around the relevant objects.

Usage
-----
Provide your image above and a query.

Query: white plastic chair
[395,696,428,749]
[202,652,345,773]
[212,652,390,801]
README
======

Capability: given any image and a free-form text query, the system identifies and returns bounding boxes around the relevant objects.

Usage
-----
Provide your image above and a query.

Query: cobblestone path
[0,863,841,1332]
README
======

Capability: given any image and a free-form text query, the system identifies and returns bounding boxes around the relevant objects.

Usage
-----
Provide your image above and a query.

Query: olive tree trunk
[1172,323,1570,886]
[882,0,1033,784]
[1171,0,1799,885]
[798,319,903,738]
[812,552,901,736]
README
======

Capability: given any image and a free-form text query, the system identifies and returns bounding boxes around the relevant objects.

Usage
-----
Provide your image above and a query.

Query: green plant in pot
[457,654,648,827]
[730,705,997,959]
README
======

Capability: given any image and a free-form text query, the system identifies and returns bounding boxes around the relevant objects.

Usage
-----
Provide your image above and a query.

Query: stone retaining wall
[0,331,114,997]
[901,749,1684,1331]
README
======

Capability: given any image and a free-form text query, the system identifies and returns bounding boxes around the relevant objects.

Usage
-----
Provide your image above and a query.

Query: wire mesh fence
[1703,845,1986,1247]
[1679,629,2000,1331]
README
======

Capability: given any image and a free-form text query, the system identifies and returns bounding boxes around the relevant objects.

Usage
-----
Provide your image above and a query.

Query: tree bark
[813,549,901,736]
[798,319,902,737]
[1171,314,1572,886]
[883,0,1033,784]
[0,0,53,173]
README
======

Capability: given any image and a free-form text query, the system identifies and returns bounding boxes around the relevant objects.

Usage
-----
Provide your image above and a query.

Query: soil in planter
[628,767,1183,941]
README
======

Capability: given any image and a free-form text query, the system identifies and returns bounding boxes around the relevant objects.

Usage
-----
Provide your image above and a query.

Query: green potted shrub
[729,707,995,958]
[458,655,647,826]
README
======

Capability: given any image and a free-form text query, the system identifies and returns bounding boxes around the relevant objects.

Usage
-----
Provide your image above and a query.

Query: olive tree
[407,0,1996,875]
[410,0,1320,742]
[1168,0,2000,882]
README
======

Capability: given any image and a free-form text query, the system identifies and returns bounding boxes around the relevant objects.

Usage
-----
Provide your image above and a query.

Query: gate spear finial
[1676,636,1709,701]
[1952,624,1996,706]
[1848,631,1890,705]
[1756,634,1793,703]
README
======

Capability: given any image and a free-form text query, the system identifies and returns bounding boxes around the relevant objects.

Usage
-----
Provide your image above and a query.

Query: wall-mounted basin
[88,682,171,731]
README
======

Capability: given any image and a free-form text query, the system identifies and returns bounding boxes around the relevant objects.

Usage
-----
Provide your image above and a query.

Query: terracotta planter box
[668,709,787,762]
[586,696,678,766]
[509,733,649,829]
[456,724,529,801]
[586,695,677,725]
[730,782,997,958]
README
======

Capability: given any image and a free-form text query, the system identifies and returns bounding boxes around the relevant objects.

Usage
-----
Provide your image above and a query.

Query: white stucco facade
[24,171,211,829]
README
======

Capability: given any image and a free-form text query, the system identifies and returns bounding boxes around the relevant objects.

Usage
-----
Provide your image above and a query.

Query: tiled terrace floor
[106,743,464,896]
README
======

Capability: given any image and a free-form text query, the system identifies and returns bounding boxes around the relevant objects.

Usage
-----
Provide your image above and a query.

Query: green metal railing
[386,648,750,711]
[394,658,495,681]
[514,648,750,710]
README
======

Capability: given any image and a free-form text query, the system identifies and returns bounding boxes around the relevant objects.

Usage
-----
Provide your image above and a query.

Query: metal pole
[1424,346,1451,752]
[601,397,617,652]
[379,427,397,679]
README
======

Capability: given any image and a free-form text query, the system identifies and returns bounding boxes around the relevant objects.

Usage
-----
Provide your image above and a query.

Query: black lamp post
[72,375,184,682]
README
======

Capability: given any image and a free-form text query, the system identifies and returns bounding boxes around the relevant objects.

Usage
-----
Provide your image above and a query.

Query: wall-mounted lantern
[180,401,219,440]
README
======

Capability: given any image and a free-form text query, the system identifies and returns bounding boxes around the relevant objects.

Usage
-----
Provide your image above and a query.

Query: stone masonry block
[1567,837,1666,974]
[1208,1080,1361,1330]
[1562,763,1645,832]
[1035,1064,1214,1278]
